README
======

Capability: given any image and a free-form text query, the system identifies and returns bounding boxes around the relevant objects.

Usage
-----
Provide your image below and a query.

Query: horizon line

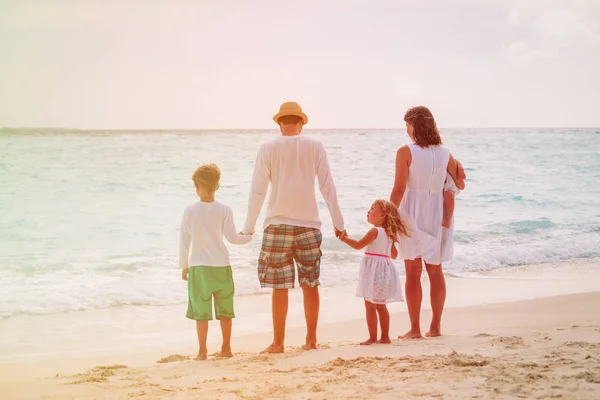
[2,126,599,131]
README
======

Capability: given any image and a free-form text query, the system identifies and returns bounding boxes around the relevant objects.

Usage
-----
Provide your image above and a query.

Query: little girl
[339,199,407,345]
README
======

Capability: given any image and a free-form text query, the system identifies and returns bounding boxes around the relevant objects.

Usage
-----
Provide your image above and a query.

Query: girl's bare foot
[425,330,442,338]
[194,349,208,360]
[260,343,284,354]
[301,343,318,350]
[377,336,392,344]
[399,330,423,340]
[360,338,377,346]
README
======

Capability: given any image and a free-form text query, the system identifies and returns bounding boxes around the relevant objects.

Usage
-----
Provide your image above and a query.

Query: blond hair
[372,199,410,242]
[192,163,221,192]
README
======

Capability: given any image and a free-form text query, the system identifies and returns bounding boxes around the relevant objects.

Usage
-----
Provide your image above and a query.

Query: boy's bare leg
[442,190,455,228]
[216,318,233,357]
[361,300,378,345]
[425,264,446,337]
[376,304,391,344]
[301,284,320,350]
[261,288,288,353]
[400,258,424,339]
[194,321,209,360]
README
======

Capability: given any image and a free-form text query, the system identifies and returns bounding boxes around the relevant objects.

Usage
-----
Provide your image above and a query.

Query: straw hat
[273,102,308,125]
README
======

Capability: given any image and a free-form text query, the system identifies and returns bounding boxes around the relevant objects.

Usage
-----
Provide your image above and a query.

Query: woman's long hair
[404,106,443,147]
[373,199,409,242]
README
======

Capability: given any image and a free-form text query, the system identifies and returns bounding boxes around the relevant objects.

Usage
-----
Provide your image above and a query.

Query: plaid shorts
[257,224,323,289]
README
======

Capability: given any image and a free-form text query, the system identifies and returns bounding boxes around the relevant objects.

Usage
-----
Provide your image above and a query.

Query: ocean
[1,128,599,320]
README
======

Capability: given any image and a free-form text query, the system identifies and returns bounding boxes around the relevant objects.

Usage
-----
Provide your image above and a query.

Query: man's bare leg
[215,318,233,357]
[400,258,424,339]
[194,320,209,360]
[301,284,320,350]
[261,288,288,353]
[425,264,446,337]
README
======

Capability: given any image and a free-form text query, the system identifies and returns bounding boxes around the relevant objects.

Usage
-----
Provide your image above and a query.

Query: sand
[2,291,599,400]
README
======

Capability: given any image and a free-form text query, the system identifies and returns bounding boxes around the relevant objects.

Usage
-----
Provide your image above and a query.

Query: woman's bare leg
[425,263,446,337]
[400,258,423,339]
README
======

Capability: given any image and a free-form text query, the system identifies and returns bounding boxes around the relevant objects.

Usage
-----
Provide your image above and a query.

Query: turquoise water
[1,128,599,318]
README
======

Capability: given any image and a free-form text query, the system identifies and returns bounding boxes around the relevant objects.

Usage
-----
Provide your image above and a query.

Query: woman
[390,106,465,339]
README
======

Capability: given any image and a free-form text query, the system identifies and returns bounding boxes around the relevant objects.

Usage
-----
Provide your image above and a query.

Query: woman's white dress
[397,143,451,265]
[356,227,404,304]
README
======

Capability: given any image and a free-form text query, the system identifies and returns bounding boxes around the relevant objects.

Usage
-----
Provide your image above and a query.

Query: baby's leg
[376,304,391,344]
[361,300,378,345]
[442,190,455,228]
[195,321,209,360]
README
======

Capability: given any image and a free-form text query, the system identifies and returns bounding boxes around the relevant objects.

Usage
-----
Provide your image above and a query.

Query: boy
[179,163,252,360]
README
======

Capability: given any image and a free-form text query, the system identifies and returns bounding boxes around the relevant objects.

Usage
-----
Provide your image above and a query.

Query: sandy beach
[2,265,600,400]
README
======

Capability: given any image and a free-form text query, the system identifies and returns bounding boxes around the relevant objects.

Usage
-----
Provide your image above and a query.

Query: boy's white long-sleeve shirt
[179,201,251,269]
[243,135,345,234]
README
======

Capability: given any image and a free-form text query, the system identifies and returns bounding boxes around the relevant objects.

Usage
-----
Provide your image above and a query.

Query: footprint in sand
[156,354,189,363]
[473,333,494,338]
[67,364,128,384]
[490,336,526,349]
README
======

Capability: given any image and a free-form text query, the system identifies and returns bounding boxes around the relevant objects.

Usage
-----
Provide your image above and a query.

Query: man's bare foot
[377,336,392,344]
[398,330,423,340]
[260,343,284,354]
[301,342,318,350]
[360,338,377,346]
[194,349,208,360]
[425,330,442,338]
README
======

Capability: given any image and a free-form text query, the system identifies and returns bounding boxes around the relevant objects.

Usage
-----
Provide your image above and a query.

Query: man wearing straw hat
[242,101,346,353]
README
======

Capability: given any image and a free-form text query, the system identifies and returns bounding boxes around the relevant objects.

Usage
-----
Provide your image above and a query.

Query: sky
[1,0,599,129]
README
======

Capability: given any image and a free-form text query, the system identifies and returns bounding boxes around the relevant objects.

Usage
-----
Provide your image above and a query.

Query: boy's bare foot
[425,329,442,338]
[399,330,423,340]
[377,336,392,344]
[194,349,208,360]
[260,343,284,354]
[360,338,377,346]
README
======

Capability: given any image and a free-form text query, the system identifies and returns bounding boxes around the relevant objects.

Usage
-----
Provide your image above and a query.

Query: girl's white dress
[356,227,404,304]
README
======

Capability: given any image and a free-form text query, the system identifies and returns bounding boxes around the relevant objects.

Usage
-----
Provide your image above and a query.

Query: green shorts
[186,266,235,321]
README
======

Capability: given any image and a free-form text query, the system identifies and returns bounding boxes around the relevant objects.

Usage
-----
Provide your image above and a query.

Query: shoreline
[2,259,600,368]
[2,291,599,399]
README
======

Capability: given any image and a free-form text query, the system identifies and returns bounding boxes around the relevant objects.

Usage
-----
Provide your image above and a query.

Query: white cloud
[506,0,600,62]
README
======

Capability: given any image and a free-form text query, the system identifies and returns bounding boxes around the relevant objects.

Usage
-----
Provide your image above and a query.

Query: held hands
[335,228,348,241]
[181,268,189,281]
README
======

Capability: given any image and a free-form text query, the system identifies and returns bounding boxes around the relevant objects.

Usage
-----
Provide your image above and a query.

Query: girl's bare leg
[376,304,391,344]
[361,300,378,345]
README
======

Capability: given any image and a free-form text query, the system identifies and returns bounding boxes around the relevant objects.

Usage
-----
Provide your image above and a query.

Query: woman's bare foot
[398,330,423,340]
[260,343,284,354]
[194,349,208,360]
[301,342,318,350]
[377,336,392,344]
[425,329,442,338]
[360,338,378,346]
